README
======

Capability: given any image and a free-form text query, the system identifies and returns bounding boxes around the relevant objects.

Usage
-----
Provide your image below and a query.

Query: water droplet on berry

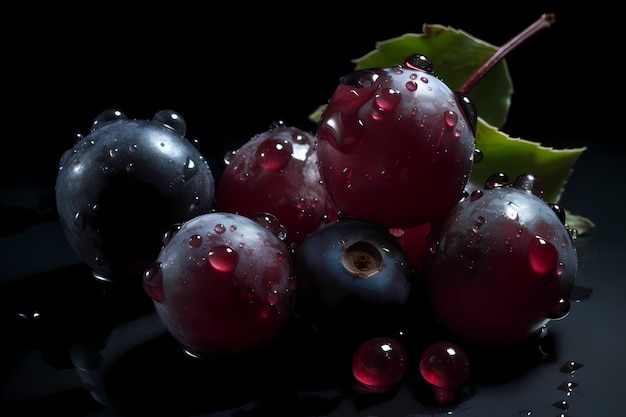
[162,223,182,245]
[142,262,164,302]
[470,189,484,201]
[405,80,418,91]
[548,298,570,320]
[91,109,126,132]
[549,203,566,224]
[256,138,293,170]
[474,148,483,162]
[513,173,544,198]
[183,157,198,179]
[318,111,366,152]
[485,172,509,188]
[528,236,558,275]
[208,245,238,273]
[403,54,434,73]
[252,212,287,240]
[214,223,226,234]
[443,110,459,129]
[352,337,408,393]
[374,88,401,111]
[153,109,187,136]
[223,149,237,165]
[188,234,202,248]
[419,341,470,405]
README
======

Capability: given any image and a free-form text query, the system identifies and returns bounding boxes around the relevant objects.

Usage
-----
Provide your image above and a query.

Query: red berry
[142,212,296,357]
[316,55,476,229]
[352,337,408,393]
[419,341,470,404]
[422,174,577,345]
[216,122,339,248]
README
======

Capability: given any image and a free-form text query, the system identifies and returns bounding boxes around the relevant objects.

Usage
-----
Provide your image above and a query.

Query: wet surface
[1,144,624,416]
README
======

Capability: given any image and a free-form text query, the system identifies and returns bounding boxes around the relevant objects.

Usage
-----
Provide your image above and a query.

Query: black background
[3,4,620,187]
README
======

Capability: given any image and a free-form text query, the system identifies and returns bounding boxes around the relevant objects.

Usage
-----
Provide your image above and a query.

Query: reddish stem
[457,13,556,95]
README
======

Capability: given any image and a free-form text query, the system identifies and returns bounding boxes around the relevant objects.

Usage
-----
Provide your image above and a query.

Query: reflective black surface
[2,5,623,417]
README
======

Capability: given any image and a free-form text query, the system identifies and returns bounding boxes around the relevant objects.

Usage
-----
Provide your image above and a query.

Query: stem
[457,13,556,95]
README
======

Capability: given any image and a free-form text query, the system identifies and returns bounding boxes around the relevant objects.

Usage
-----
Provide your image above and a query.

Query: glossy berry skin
[316,54,477,229]
[294,218,414,340]
[421,174,577,345]
[419,341,470,404]
[352,337,408,393]
[55,109,215,283]
[393,223,431,272]
[142,212,296,357]
[216,123,339,248]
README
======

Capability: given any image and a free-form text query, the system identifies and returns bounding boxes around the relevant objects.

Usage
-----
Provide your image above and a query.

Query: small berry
[352,337,408,393]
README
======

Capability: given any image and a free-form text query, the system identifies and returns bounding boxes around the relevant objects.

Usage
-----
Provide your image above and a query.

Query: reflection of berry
[142,212,296,357]
[422,173,577,345]
[352,337,408,393]
[216,122,338,248]
[419,341,470,404]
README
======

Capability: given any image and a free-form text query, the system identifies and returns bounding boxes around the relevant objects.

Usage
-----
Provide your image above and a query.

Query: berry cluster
[55,13,578,407]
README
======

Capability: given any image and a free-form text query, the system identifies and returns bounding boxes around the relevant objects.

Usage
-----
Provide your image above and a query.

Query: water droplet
[318,111,366,152]
[485,172,509,188]
[208,245,239,273]
[474,148,483,163]
[341,69,380,88]
[153,109,187,136]
[374,88,401,111]
[549,203,566,224]
[142,263,164,302]
[548,298,570,320]
[552,400,569,410]
[443,110,458,129]
[513,173,544,199]
[91,109,126,132]
[403,54,434,73]
[528,236,558,275]
[256,138,293,170]
[183,157,198,179]
[223,149,237,165]
[214,223,226,234]
[188,234,202,248]
[405,80,418,91]
[559,360,584,373]
[162,223,182,245]
[470,189,484,201]
[252,212,287,240]
[557,381,578,393]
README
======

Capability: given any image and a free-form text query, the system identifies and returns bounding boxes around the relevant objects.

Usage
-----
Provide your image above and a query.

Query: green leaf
[353,24,513,128]
[471,118,585,205]
[565,211,595,237]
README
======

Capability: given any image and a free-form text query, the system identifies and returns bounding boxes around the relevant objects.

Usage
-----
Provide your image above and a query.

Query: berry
[216,122,339,248]
[419,341,470,404]
[55,109,215,283]
[352,337,408,393]
[392,223,431,271]
[315,14,556,230]
[421,173,577,345]
[294,218,414,340]
[142,212,296,357]
[315,53,477,229]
